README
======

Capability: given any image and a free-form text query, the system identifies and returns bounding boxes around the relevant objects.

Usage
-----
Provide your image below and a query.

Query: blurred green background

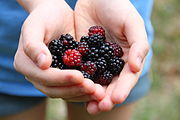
[46,0,180,120]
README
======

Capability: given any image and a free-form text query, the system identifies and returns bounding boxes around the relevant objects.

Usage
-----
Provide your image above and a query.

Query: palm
[75,0,148,113]
[75,0,133,62]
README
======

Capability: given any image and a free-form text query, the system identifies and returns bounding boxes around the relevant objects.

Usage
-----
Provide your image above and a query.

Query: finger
[30,78,95,99]
[111,63,141,104]
[98,77,118,111]
[21,16,52,69]
[124,11,149,72]
[86,101,100,115]
[14,50,84,86]
[63,94,96,102]
[93,84,105,101]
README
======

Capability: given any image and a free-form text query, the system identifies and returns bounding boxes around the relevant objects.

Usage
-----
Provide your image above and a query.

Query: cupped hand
[75,0,149,114]
[14,0,105,102]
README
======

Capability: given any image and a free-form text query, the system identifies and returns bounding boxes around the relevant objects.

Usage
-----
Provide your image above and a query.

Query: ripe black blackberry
[81,71,92,79]
[108,57,125,75]
[78,42,89,56]
[80,36,90,42]
[109,42,124,57]
[95,71,113,85]
[57,61,65,69]
[48,39,64,56]
[87,34,105,48]
[85,47,99,61]
[59,34,78,50]
[99,42,114,60]
[51,54,63,68]
[95,57,107,74]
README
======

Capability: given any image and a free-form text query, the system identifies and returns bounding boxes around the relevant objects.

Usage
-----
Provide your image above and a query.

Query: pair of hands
[14,0,149,114]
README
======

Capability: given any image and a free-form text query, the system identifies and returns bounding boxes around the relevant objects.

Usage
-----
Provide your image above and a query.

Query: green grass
[47,0,180,119]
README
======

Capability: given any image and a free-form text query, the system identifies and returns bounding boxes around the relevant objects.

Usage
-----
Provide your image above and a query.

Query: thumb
[21,17,52,69]
[124,10,149,73]
[128,42,149,72]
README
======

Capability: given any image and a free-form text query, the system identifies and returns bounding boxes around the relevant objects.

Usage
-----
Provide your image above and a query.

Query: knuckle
[23,41,32,55]
[144,42,150,54]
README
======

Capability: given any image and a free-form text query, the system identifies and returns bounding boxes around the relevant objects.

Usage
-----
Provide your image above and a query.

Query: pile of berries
[48,26,125,85]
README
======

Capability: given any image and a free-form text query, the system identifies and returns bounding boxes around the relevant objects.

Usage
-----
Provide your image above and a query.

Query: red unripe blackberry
[78,42,89,56]
[81,61,97,75]
[109,42,124,57]
[88,26,105,37]
[63,49,82,67]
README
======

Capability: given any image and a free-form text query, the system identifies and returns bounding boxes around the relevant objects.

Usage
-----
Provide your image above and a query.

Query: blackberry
[99,42,114,60]
[87,34,105,48]
[108,57,125,75]
[51,55,60,68]
[78,42,89,56]
[57,61,65,69]
[109,42,124,57]
[59,34,78,50]
[95,71,113,85]
[81,71,92,79]
[85,47,99,61]
[81,61,97,75]
[80,36,90,42]
[95,57,107,74]
[48,39,64,56]
[63,49,82,67]
[88,26,105,37]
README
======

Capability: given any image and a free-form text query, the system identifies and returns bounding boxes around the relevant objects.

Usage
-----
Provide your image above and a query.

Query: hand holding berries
[48,26,125,85]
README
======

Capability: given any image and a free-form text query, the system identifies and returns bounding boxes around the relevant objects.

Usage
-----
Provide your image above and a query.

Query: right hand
[14,0,105,102]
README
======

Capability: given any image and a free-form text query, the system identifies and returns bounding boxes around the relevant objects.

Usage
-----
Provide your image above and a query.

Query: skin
[75,0,149,114]
[14,0,105,102]
[13,0,150,118]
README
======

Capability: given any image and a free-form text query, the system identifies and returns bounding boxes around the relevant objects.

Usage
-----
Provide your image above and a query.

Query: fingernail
[37,53,46,67]
[136,56,142,68]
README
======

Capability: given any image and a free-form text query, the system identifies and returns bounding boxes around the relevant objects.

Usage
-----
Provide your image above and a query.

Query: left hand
[74,0,149,114]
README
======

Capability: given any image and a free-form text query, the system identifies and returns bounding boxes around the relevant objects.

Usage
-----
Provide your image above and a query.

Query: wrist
[16,0,63,13]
